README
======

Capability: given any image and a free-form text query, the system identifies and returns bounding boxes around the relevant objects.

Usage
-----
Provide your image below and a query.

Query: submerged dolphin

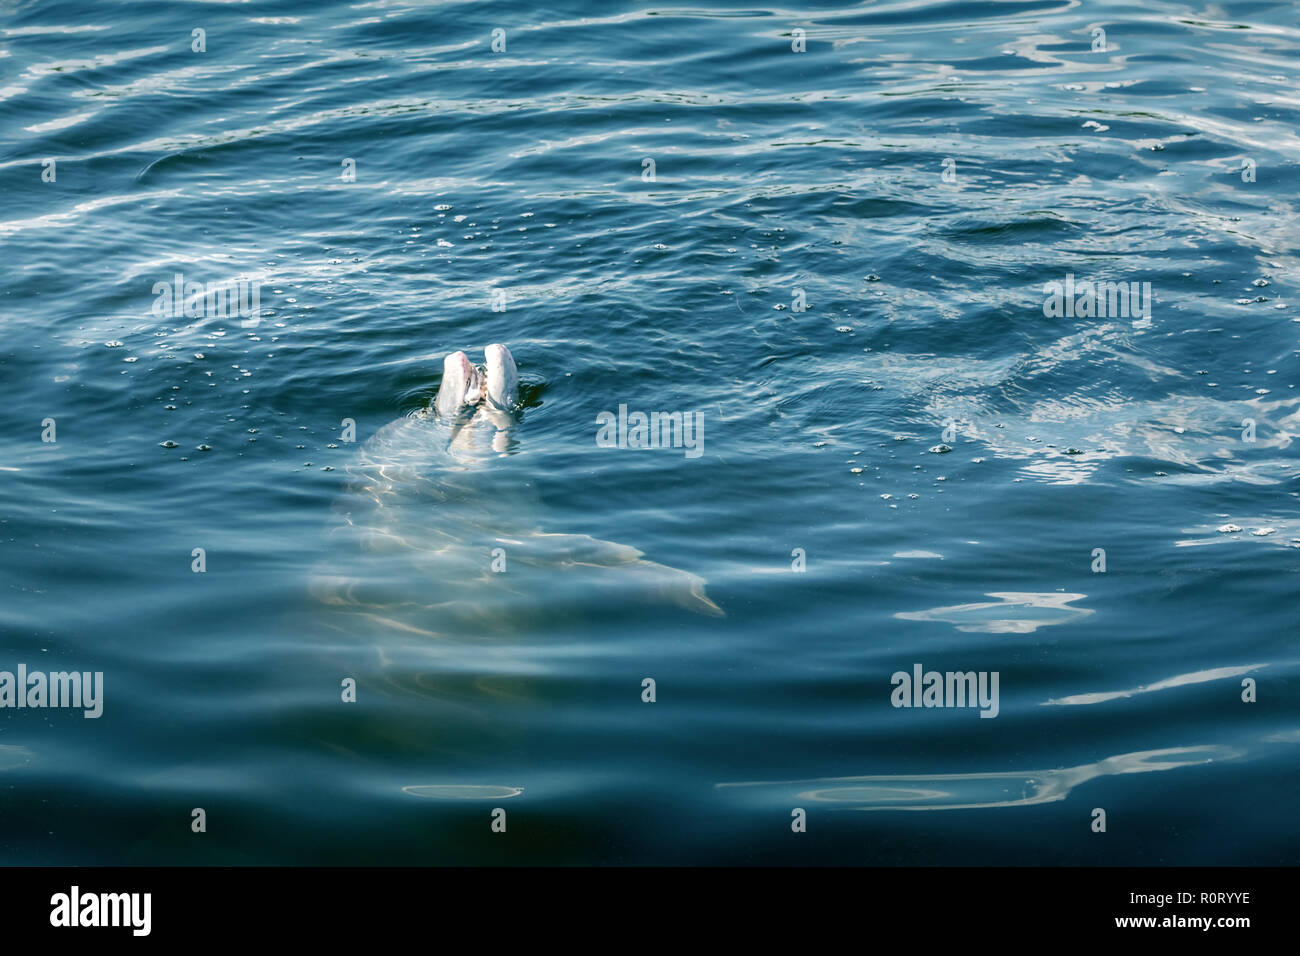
[311,343,721,659]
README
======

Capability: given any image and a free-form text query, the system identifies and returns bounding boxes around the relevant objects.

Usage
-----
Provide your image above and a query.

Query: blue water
[1,0,1297,865]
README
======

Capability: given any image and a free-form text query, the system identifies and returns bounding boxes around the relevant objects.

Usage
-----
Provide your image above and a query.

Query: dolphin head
[434,350,484,419]
[483,343,518,411]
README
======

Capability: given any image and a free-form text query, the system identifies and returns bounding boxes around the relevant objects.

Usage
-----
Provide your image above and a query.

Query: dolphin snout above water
[434,350,484,418]
[483,343,518,410]
[434,344,517,419]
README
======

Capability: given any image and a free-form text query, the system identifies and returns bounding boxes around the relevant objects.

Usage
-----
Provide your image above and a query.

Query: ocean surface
[1,0,1297,865]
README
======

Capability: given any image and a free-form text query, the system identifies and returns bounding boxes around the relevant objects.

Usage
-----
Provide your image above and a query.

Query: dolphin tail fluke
[635,559,726,618]
[519,533,724,617]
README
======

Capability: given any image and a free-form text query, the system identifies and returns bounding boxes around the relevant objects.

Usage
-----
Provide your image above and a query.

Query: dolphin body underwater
[308,344,721,686]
